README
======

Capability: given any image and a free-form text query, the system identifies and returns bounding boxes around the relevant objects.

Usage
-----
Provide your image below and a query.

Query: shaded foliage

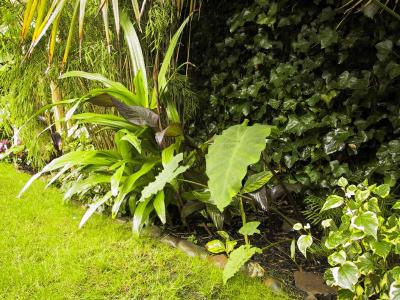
[191,0,400,213]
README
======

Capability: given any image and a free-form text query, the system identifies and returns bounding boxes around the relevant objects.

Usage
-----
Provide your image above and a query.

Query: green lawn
[0,163,286,299]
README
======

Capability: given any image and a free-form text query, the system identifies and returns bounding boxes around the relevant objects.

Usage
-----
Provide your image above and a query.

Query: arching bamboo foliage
[20,0,201,69]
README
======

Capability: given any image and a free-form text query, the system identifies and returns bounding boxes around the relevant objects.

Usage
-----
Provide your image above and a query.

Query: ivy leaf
[389,280,400,300]
[393,201,400,210]
[325,231,343,249]
[206,240,226,254]
[321,195,344,211]
[206,124,272,212]
[355,189,370,202]
[356,253,375,275]
[223,245,262,284]
[328,250,346,266]
[370,240,391,259]
[238,221,261,236]
[337,177,348,188]
[351,211,378,239]
[319,27,338,49]
[297,234,313,258]
[372,184,390,198]
[242,171,273,193]
[375,40,393,62]
[331,261,359,290]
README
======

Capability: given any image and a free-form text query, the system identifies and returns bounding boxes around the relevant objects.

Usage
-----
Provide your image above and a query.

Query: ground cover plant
[0,163,285,299]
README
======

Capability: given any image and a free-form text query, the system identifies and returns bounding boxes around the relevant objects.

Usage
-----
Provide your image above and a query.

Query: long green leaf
[111,161,156,217]
[120,12,148,105]
[158,15,191,95]
[139,153,189,202]
[206,124,272,211]
[132,197,152,235]
[153,190,166,224]
[79,191,112,229]
[72,113,138,131]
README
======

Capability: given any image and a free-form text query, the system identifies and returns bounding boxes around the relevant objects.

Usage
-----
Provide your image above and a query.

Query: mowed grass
[0,163,287,299]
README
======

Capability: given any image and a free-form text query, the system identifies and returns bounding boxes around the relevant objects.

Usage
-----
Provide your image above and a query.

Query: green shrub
[295,178,400,299]
[191,0,400,202]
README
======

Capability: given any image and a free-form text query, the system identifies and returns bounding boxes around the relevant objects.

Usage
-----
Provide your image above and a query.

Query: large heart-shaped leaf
[206,124,272,212]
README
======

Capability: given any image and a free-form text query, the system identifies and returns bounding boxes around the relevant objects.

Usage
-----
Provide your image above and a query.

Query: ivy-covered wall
[191,0,400,206]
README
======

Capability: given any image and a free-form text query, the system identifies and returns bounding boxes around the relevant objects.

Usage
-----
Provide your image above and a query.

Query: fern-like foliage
[302,194,342,226]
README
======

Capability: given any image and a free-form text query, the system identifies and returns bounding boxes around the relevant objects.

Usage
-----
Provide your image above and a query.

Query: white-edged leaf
[132,197,152,235]
[111,161,156,218]
[321,195,344,211]
[331,262,359,290]
[111,163,125,196]
[79,191,112,228]
[297,234,313,258]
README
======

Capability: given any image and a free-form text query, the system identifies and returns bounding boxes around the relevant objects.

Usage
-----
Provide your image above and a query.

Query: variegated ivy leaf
[321,195,344,211]
[331,262,359,290]
[297,234,313,258]
[351,211,378,239]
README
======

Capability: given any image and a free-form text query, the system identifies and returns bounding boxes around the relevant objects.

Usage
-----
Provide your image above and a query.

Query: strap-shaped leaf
[206,124,272,212]
[112,99,159,128]
[242,170,273,193]
[153,190,166,224]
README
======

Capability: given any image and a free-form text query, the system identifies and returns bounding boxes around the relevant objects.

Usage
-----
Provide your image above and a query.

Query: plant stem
[177,179,208,188]
[239,196,249,245]
[261,239,291,251]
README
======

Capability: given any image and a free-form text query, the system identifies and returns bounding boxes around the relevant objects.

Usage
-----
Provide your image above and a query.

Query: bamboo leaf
[111,0,120,39]
[62,0,80,69]
[78,0,88,57]
[28,0,67,54]
[158,15,191,95]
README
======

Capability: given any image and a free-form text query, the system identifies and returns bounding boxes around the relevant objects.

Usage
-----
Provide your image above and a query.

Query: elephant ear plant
[202,122,273,283]
[18,14,191,235]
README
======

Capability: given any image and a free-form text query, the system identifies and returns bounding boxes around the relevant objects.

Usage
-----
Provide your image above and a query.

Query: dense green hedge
[191,0,400,211]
